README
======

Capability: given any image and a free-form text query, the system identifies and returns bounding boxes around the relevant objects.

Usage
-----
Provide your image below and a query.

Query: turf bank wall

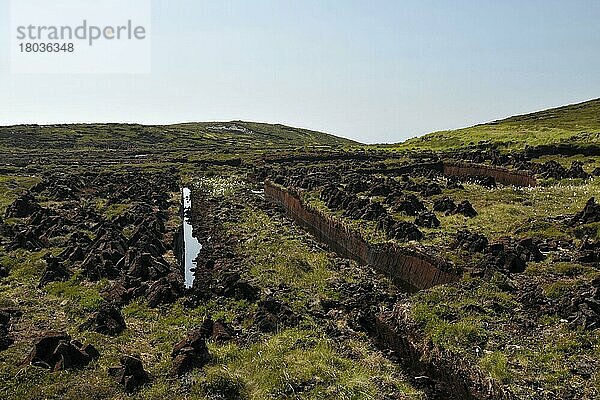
[443,161,537,186]
[264,181,458,290]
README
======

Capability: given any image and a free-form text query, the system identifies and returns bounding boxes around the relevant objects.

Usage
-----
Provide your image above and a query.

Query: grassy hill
[396,98,600,151]
[0,121,358,153]
[4,99,599,156]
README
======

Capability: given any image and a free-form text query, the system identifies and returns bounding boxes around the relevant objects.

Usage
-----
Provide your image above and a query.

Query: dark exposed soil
[108,355,150,393]
[22,332,99,371]
[1,143,598,399]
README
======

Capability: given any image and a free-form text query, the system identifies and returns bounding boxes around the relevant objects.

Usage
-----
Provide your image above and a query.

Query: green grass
[0,172,422,400]
[300,175,600,251]
[0,175,40,214]
[232,208,334,309]
[393,98,600,151]
[479,352,513,384]
[201,328,421,400]
[0,121,357,154]
[44,273,105,313]
[1,248,50,283]
[255,157,600,396]
[102,203,131,219]
[193,176,421,399]
[420,177,600,245]
[411,275,518,352]
[409,269,600,397]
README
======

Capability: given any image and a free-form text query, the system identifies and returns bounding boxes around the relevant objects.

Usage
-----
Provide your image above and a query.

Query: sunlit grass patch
[203,328,422,400]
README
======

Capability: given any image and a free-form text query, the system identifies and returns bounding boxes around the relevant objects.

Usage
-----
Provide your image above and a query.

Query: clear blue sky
[1,0,599,143]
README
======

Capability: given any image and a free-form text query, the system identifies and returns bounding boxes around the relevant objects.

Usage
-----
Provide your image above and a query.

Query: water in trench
[182,187,202,288]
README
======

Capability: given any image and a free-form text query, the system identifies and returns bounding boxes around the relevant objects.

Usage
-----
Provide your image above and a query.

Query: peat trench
[264,181,457,291]
[181,187,202,288]
[264,181,513,400]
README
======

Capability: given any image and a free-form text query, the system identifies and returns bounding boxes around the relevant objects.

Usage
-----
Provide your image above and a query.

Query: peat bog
[1,102,600,399]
